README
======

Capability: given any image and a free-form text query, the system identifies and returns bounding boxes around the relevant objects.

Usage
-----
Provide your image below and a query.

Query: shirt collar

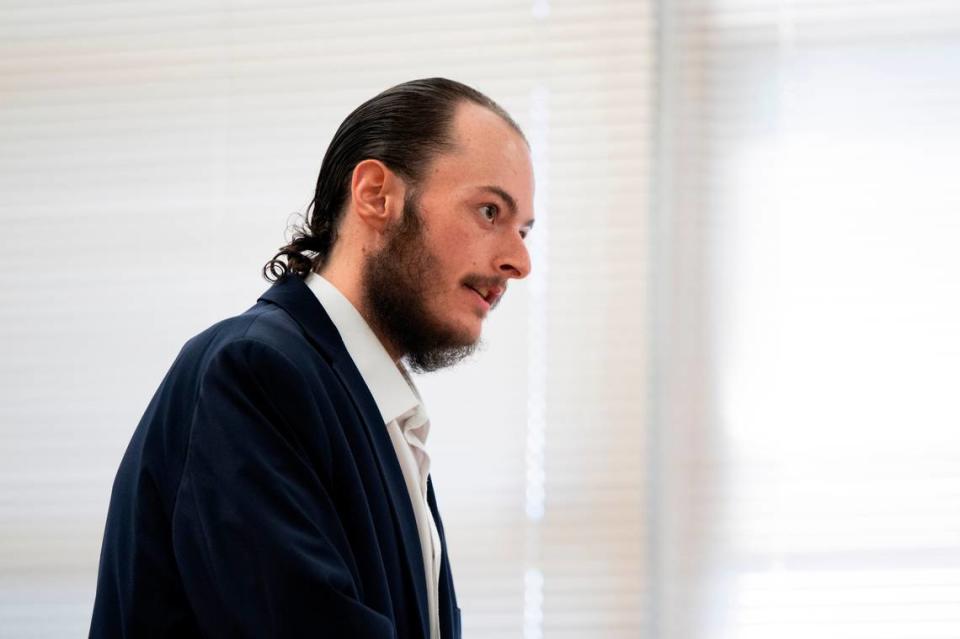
[304,272,421,426]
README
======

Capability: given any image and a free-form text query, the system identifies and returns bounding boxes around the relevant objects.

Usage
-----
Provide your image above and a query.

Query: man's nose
[496,233,532,280]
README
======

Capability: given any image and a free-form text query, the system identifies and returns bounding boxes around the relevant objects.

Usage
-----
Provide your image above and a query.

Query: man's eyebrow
[478,185,535,230]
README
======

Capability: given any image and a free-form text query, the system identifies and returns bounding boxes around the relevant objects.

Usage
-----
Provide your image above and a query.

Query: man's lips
[464,283,504,309]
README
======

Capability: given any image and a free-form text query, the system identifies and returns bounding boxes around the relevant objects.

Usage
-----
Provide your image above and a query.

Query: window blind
[0,1,655,636]
[652,1,960,637]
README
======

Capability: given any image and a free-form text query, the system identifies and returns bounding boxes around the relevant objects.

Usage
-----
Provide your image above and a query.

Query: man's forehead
[443,103,533,184]
[448,101,527,153]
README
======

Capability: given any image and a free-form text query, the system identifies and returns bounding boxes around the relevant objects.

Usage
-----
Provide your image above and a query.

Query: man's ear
[350,159,405,233]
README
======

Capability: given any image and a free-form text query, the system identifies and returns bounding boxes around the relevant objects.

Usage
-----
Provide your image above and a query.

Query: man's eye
[480,204,499,222]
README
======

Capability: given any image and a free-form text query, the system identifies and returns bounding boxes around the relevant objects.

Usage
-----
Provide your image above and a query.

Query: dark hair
[263,77,525,281]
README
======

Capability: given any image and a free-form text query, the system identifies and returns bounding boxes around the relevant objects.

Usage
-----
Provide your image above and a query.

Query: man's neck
[315,264,405,363]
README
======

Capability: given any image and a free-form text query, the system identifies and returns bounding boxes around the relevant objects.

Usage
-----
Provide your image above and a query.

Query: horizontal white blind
[0,1,654,636]
[654,1,960,638]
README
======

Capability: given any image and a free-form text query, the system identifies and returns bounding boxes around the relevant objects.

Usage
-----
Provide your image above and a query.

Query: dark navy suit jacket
[90,275,461,638]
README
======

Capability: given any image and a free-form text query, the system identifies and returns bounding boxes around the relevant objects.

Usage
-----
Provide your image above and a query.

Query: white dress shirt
[304,273,442,639]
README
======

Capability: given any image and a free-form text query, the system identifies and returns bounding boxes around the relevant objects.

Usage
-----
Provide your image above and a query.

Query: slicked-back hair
[263,77,525,281]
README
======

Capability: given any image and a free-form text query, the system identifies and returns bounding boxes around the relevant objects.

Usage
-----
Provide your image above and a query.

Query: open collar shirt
[304,273,442,639]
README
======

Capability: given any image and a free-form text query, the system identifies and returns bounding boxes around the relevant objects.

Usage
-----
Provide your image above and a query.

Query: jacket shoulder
[177,300,328,380]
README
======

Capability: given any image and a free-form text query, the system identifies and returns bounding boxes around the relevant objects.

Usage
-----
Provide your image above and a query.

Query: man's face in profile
[362,101,536,373]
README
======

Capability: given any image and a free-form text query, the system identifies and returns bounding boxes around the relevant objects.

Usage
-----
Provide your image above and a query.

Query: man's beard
[361,194,480,373]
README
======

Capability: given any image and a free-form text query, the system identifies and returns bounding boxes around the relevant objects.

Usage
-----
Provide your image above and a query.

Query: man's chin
[453,326,484,353]
[405,350,471,374]
[402,332,481,374]
[426,316,482,351]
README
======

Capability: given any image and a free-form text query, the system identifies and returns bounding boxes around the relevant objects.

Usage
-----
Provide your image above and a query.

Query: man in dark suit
[90,77,535,638]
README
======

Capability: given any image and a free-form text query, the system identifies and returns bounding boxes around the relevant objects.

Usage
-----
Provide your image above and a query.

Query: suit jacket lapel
[328,355,430,637]
[258,276,430,636]
[428,476,459,638]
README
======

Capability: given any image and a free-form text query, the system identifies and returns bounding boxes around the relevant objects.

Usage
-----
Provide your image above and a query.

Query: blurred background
[2,0,959,637]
